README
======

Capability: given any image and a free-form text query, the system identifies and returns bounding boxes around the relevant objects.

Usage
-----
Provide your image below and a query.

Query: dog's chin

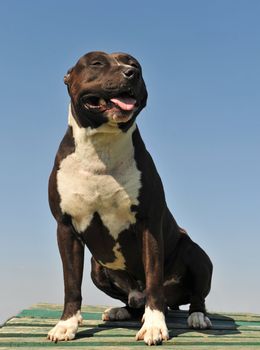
[104,107,134,124]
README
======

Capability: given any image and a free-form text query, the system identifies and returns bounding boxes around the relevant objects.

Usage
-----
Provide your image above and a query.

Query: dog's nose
[122,68,136,79]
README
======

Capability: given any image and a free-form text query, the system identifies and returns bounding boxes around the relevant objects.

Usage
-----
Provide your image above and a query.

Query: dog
[47,51,213,345]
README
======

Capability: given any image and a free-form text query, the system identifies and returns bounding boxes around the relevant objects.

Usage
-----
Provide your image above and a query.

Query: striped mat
[1,303,260,349]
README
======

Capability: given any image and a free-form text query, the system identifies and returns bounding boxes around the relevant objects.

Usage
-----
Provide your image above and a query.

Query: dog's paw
[102,307,131,321]
[47,311,83,342]
[187,312,212,329]
[136,307,169,346]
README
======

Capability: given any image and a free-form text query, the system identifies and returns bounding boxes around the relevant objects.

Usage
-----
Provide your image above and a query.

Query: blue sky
[0,0,259,323]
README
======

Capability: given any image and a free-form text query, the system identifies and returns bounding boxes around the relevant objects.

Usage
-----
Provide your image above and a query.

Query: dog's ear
[64,67,73,85]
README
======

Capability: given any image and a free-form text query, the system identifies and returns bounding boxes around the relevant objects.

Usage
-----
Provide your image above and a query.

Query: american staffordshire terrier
[48,51,213,345]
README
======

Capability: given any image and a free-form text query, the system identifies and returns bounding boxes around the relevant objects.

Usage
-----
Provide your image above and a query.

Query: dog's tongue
[110,96,136,111]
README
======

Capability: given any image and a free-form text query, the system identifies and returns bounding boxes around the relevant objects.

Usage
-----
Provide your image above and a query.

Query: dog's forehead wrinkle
[114,57,121,66]
[111,52,140,64]
[110,56,129,68]
[110,52,137,66]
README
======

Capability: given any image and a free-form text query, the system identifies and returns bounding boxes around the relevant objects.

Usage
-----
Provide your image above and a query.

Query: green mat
[1,304,260,349]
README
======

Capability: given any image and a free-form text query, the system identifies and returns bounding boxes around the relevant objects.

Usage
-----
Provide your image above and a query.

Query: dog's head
[64,51,148,131]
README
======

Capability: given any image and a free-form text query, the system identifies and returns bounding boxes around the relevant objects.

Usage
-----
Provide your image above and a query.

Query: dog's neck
[67,104,137,169]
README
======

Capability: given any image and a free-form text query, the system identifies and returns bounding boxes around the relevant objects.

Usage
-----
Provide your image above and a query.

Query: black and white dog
[48,51,213,345]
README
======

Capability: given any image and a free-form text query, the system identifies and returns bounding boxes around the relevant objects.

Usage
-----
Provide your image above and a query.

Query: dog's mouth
[81,92,137,118]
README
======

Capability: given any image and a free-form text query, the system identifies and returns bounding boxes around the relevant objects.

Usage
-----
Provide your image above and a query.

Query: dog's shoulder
[56,126,76,164]
[48,125,75,220]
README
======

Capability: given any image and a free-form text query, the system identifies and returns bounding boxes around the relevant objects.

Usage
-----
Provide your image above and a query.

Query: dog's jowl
[48,51,213,345]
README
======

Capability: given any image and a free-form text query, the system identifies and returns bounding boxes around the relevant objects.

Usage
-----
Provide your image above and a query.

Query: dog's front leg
[48,223,84,342]
[136,228,169,345]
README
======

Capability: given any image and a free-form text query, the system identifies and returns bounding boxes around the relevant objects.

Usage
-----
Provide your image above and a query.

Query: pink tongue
[110,97,136,111]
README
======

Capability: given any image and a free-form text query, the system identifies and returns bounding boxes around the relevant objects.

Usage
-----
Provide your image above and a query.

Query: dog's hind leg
[47,223,84,342]
[164,279,191,310]
[91,257,145,321]
[164,235,212,329]
[184,241,213,329]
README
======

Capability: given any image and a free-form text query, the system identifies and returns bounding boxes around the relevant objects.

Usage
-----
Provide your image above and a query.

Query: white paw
[136,306,169,346]
[47,311,83,342]
[102,307,131,321]
[187,312,212,329]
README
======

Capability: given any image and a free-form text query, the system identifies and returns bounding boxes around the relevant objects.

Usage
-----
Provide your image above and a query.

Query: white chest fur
[57,108,141,241]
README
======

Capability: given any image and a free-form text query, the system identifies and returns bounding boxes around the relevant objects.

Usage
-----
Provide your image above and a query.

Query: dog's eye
[90,61,104,67]
[129,62,139,69]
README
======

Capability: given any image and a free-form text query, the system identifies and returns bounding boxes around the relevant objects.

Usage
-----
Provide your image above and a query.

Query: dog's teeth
[99,98,106,105]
